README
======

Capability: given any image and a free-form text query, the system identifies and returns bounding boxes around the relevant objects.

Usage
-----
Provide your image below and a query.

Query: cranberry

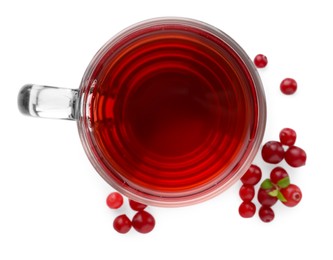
[106,192,124,209]
[259,206,275,223]
[132,211,155,234]
[239,185,255,202]
[261,141,285,164]
[280,184,302,207]
[270,167,289,185]
[113,214,132,234]
[280,78,297,95]
[240,164,262,185]
[257,188,278,207]
[254,54,268,68]
[129,199,147,211]
[285,146,307,167]
[238,202,256,218]
[279,128,297,146]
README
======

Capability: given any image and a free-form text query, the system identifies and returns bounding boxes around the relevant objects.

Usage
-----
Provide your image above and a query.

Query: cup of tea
[18,17,266,207]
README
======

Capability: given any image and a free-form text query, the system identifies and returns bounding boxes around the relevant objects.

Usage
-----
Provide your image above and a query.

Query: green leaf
[277,177,290,188]
[277,191,287,202]
[268,189,279,197]
[261,179,273,190]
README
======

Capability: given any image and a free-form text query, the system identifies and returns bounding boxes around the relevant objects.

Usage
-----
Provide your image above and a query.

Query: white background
[1,0,332,259]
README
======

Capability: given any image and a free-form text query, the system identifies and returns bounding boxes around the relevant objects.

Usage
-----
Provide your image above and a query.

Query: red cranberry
[257,188,278,207]
[270,167,289,185]
[285,146,307,167]
[106,192,124,209]
[279,128,297,146]
[113,214,132,234]
[280,184,302,207]
[132,211,155,234]
[261,141,285,164]
[129,199,147,211]
[254,54,268,68]
[280,78,297,95]
[238,202,256,218]
[259,206,275,223]
[240,164,262,185]
[239,185,255,202]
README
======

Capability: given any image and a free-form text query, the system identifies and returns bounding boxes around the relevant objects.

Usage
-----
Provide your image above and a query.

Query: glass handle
[18,84,79,120]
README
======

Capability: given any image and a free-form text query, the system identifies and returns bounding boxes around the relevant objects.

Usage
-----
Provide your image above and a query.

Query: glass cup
[18,17,266,207]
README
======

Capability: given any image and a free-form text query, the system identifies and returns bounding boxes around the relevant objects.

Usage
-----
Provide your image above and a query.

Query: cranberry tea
[18,18,266,206]
[81,20,261,200]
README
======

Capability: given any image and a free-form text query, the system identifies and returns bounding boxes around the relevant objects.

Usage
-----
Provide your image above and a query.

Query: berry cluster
[106,192,155,234]
[262,128,307,167]
[239,165,262,218]
[239,128,306,223]
[257,167,302,222]
[250,53,305,222]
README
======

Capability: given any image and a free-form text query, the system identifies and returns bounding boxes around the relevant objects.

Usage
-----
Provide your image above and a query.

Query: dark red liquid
[85,23,258,196]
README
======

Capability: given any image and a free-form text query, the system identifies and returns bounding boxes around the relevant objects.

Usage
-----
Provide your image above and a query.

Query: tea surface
[88,25,257,195]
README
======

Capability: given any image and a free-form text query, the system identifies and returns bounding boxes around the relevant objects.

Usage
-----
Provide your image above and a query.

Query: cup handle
[18,84,79,120]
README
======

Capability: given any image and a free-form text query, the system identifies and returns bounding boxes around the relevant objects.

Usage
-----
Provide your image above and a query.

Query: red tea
[85,23,258,196]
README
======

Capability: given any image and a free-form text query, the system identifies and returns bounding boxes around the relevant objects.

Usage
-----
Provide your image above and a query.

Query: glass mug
[18,17,266,207]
